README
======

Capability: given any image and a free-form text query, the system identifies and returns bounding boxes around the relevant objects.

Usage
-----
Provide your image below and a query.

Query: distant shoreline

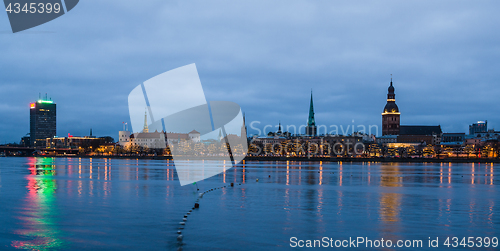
[4,155,500,163]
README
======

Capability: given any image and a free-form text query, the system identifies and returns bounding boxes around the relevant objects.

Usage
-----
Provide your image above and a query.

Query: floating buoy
[189,210,192,212]
[256,178,259,182]
[178,226,184,229]
[184,215,188,218]
[187,212,190,215]
[198,193,204,198]
[231,183,234,187]
[177,230,182,234]
[269,175,271,177]
[179,222,185,225]
[177,235,183,241]
[194,203,200,208]
[183,218,187,221]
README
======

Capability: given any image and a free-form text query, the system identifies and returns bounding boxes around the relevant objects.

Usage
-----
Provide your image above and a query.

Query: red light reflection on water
[12,157,63,251]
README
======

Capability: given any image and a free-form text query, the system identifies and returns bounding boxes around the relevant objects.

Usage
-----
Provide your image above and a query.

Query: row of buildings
[22,79,500,158]
[248,78,500,158]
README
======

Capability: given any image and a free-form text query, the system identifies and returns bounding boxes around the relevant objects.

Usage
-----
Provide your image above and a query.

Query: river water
[0,157,498,250]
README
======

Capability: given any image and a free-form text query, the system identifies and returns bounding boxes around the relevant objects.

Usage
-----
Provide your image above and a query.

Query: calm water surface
[0,157,498,250]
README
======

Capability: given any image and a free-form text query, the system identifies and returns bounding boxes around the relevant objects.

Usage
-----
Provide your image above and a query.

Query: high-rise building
[382,78,400,135]
[469,121,487,135]
[30,96,56,147]
[305,91,317,136]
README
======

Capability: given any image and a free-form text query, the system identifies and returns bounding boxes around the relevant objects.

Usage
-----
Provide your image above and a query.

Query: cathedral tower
[382,77,400,135]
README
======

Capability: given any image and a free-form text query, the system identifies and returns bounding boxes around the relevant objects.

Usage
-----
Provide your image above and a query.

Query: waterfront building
[305,91,317,136]
[118,130,131,147]
[46,136,103,149]
[441,133,466,147]
[118,115,200,149]
[382,78,400,135]
[129,131,166,149]
[30,95,56,147]
[249,134,363,157]
[397,126,442,145]
[376,135,398,144]
[469,121,487,135]
[188,130,201,143]
[379,78,442,145]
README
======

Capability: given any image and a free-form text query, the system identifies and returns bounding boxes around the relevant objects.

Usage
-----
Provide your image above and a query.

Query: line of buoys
[176,182,246,248]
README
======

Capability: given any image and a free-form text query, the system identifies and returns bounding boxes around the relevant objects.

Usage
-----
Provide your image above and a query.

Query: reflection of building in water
[379,163,402,223]
[12,158,63,250]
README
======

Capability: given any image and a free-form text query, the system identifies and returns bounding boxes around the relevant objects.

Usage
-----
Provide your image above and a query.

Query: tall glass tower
[30,96,56,147]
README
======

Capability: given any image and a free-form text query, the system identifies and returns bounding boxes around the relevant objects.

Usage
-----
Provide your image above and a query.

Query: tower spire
[308,90,315,126]
[382,76,400,135]
[143,109,149,133]
[305,90,317,136]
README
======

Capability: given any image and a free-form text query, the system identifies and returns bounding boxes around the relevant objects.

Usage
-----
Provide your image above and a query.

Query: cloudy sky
[1,0,500,143]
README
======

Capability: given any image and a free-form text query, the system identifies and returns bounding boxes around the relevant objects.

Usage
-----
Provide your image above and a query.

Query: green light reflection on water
[12,157,65,250]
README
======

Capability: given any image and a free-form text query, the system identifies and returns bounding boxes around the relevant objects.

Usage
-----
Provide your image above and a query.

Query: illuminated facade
[469,121,487,135]
[30,97,56,147]
[382,78,400,135]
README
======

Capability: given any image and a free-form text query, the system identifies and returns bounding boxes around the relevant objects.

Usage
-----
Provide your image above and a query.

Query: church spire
[305,90,317,136]
[387,75,395,100]
[308,90,315,126]
[143,109,149,133]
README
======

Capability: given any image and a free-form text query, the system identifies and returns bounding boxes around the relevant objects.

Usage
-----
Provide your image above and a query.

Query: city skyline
[4,79,497,145]
[2,1,500,142]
